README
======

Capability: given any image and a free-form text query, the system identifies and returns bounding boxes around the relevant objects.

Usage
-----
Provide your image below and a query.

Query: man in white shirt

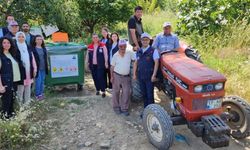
[110,39,135,116]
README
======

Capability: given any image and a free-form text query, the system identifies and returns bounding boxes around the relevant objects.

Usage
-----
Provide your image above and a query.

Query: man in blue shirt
[152,22,180,54]
[133,32,159,114]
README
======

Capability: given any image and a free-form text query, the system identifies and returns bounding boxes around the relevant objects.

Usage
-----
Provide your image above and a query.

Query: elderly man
[152,22,180,54]
[110,39,135,116]
[5,21,19,41]
[133,33,159,111]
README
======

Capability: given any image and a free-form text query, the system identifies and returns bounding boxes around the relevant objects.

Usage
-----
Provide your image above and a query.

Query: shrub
[177,0,250,35]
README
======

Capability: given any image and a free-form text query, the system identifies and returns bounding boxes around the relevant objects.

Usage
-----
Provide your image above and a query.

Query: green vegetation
[0,102,50,149]
[141,12,249,102]
[177,0,250,35]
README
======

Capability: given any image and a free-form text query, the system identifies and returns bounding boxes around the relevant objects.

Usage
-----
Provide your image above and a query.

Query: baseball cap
[163,22,171,28]
[9,21,18,26]
[118,39,127,46]
[141,32,151,39]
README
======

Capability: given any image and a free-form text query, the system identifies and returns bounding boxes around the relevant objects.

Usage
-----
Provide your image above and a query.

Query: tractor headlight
[194,85,203,93]
[215,83,223,90]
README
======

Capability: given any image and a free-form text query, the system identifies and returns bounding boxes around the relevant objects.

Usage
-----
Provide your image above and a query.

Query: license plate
[206,99,222,110]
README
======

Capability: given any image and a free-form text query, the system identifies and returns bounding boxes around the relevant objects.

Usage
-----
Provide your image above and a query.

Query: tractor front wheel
[143,104,174,150]
[222,96,250,139]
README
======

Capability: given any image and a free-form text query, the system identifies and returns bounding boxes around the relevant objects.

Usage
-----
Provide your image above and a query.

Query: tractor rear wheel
[222,96,250,139]
[143,104,174,150]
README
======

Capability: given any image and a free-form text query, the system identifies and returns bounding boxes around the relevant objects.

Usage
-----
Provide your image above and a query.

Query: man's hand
[0,85,7,93]
[151,75,157,82]
[133,74,137,80]
[133,46,140,51]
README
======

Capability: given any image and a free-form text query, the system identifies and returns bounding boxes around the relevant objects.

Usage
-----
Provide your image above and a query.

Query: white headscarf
[16,31,27,52]
[16,31,30,71]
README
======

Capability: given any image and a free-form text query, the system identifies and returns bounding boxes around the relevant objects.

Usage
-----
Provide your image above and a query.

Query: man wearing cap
[5,21,19,41]
[110,39,135,116]
[133,32,159,111]
[152,22,180,54]
[128,6,144,51]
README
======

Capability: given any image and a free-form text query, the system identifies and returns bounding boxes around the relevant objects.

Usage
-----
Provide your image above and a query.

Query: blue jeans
[35,70,46,97]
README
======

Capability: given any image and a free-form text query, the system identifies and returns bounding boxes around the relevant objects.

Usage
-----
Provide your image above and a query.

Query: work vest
[88,43,105,69]
[136,47,155,80]
[0,54,14,90]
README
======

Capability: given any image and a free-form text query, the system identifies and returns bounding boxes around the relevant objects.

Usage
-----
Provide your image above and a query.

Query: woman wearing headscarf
[15,31,37,106]
[0,37,21,118]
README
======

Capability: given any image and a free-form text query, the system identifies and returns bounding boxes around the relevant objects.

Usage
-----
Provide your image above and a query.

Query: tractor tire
[131,79,143,102]
[222,95,250,139]
[143,104,174,150]
[130,61,143,103]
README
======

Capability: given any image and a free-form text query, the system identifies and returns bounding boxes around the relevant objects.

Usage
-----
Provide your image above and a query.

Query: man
[111,39,135,116]
[152,22,180,54]
[22,22,34,46]
[5,21,19,41]
[2,15,15,36]
[133,33,159,111]
[128,6,143,51]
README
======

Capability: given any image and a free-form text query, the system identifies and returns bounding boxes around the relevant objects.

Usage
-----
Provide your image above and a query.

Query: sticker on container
[50,54,79,78]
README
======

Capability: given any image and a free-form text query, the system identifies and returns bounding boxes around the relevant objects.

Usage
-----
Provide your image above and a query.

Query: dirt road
[39,75,250,150]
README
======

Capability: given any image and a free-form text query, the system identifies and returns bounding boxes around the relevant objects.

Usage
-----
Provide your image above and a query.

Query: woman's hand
[105,62,108,69]
[0,85,7,93]
[33,71,37,77]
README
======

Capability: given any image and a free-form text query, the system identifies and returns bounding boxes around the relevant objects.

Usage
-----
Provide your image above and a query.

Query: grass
[114,11,178,38]
[183,21,250,102]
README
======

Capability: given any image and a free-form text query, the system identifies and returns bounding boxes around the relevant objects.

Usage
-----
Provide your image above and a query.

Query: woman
[86,33,108,98]
[100,27,110,90]
[32,35,48,100]
[15,32,37,106]
[107,32,120,90]
[0,37,21,118]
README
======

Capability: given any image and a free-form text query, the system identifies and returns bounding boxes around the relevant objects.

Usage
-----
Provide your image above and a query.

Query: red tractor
[141,42,250,149]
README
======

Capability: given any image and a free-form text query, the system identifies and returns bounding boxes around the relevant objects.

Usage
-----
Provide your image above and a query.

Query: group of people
[87,6,180,117]
[0,15,48,118]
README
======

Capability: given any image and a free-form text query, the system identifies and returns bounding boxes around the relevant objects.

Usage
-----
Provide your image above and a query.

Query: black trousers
[1,89,15,118]
[90,65,106,92]
[106,67,112,89]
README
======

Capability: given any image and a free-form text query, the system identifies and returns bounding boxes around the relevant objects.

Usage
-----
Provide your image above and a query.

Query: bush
[177,0,250,35]
[0,102,51,149]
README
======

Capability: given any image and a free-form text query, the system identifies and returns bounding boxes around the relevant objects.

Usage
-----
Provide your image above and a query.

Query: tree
[77,0,133,34]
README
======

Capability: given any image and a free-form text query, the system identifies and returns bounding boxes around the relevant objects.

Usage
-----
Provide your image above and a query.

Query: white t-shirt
[111,50,135,75]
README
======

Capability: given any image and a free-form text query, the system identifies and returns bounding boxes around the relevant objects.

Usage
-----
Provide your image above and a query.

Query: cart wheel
[143,104,174,150]
[77,84,83,91]
[222,96,250,139]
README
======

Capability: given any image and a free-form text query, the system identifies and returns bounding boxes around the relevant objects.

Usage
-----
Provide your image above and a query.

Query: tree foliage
[77,0,133,34]
[177,0,250,35]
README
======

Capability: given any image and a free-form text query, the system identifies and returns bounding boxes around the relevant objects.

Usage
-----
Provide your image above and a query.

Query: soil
[37,74,250,150]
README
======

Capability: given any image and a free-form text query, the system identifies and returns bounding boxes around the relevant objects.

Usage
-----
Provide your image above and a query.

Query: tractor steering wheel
[160,50,178,55]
